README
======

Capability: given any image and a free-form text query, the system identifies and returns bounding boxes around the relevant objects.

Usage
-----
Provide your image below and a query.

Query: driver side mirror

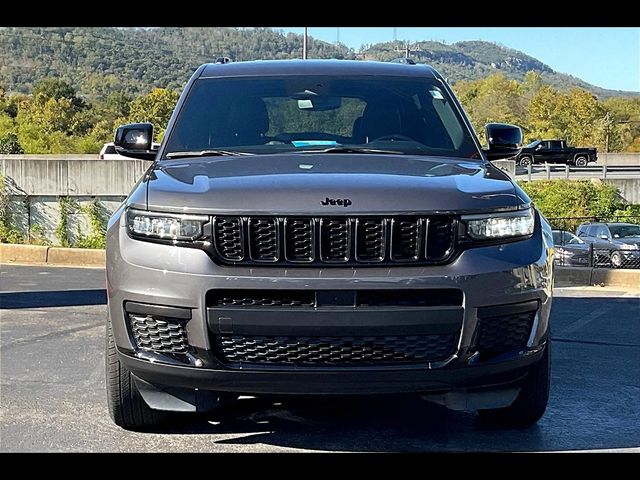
[600,234,609,240]
[483,123,523,161]
[114,123,157,160]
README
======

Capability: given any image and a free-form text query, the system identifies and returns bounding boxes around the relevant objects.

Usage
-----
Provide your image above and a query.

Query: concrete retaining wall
[596,153,640,166]
[603,178,640,204]
[1,155,147,244]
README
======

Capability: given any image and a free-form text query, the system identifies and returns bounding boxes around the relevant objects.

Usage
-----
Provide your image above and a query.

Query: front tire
[519,156,532,167]
[479,340,551,427]
[106,316,168,430]
[574,156,588,167]
[610,251,624,268]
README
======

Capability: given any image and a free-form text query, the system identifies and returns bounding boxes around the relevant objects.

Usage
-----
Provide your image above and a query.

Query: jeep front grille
[212,215,456,266]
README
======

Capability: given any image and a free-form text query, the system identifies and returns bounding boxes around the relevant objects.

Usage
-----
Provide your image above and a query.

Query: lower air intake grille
[476,307,536,356]
[215,334,456,366]
[129,314,189,354]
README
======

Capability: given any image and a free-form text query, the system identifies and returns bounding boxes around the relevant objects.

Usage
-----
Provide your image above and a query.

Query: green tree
[0,133,24,154]
[454,74,526,141]
[128,88,179,141]
[33,78,86,109]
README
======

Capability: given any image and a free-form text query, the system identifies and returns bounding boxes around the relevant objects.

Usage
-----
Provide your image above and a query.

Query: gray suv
[576,222,640,268]
[105,60,554,430]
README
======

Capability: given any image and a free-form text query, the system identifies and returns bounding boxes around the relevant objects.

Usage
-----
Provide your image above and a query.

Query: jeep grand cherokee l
[106,60,554,430]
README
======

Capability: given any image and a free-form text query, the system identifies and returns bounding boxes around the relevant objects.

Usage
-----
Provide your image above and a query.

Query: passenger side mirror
[600,234,609,240]
[483,123,523,161]
[114,123,157,160]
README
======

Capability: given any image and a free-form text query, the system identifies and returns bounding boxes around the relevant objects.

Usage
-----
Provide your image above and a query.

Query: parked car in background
[100,142,160,160]
[552,229,590,266]
[516,140,597,167]
[576,222,640,268]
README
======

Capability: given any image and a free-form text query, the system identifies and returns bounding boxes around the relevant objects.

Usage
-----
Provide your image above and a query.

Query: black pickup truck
[516,140,597,166]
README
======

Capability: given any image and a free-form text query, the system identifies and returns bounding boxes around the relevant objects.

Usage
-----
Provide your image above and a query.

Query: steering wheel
[370,134,415,143]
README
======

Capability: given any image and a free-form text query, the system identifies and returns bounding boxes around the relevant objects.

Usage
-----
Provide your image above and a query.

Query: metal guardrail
[517,164,640,181]
[548,216,640,270]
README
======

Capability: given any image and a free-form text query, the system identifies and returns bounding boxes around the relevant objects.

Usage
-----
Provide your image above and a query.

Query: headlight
[462,208,534,240]
[126,208,208,241]
[620,243,639,250]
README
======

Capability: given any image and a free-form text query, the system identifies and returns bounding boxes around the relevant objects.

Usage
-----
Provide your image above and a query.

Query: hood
[613,237,640,246]
[144,154,524,215]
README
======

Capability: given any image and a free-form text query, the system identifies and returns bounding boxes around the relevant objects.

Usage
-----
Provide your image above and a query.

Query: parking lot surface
[1,264,638,452]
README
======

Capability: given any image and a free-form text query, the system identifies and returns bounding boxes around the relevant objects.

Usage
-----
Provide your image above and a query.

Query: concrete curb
[0,243,105,267]
[556,266,640,289]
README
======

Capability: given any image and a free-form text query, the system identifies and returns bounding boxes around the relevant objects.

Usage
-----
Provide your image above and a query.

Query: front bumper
[106,207,554,404]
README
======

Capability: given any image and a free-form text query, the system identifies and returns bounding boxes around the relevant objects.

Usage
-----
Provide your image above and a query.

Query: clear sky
[278,27,639,92]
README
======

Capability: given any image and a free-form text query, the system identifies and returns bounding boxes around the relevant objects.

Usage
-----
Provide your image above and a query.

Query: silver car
[105,60,554,430]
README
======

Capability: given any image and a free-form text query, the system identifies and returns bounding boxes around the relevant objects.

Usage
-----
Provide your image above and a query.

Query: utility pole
[393,27,397,42]
[303,27,308,60]
[395,41,421,59]
[336,27,340,45]
[604,111,611,153]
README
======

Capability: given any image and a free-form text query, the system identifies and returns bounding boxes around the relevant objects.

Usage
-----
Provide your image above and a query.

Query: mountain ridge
[0,27,636,100]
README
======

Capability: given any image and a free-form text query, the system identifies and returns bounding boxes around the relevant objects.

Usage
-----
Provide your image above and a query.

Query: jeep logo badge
[321,197,352,207]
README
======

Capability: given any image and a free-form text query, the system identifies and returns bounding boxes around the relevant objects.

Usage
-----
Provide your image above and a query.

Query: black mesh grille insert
[285,218,314,262]
[207,289,463,308]
[249,218,279,261]
[215,334,456,366]
[356,218,386,262]
[213,217,243,261]
[476,308,536,356]
[129,314,189,354]
[209,290,316,307]
[426,218,455,260]
[391,218,422,261]
[321,219,351,262]
[211,215,456,266]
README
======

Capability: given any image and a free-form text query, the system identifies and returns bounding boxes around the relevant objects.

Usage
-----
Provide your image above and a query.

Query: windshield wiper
[300,146,405,155]
[166,150,254,159]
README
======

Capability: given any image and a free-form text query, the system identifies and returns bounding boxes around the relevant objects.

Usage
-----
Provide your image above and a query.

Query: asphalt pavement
[1,264,638,452]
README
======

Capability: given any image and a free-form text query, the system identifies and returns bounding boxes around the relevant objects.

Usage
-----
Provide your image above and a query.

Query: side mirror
[600,235,609,240]
[483,123,523,161]
[114,123,157,160]
[536,144,543,150]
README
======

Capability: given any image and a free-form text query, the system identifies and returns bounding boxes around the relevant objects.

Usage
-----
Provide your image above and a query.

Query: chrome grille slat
[212,215,456,266]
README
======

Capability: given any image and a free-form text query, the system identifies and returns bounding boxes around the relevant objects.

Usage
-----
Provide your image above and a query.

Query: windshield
[609,224,640,238]
[162,75,481,159]
[525,140,541,148]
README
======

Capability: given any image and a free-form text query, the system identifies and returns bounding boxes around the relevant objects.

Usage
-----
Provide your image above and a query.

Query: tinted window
[105,145,117,154]
[549,141,563,149]
[594,226,608,238]
[164,76,480,159]
[609,224,640,238]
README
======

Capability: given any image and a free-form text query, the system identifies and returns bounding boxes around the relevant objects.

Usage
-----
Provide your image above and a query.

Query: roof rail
[390,58,416,65]
[214,57,232,64]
